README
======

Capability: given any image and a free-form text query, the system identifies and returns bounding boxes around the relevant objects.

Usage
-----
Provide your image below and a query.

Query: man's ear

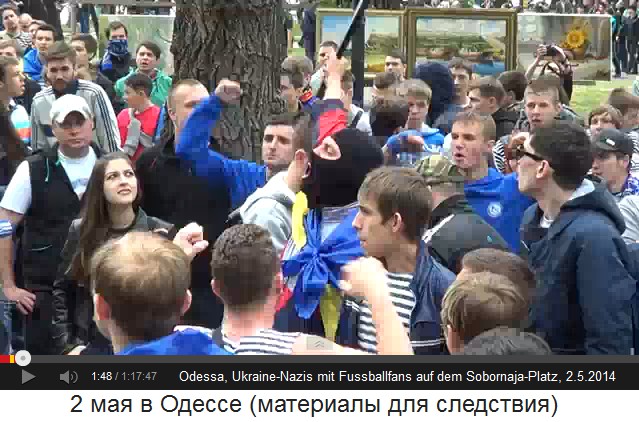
[94,294,111,321]
[446,325,464,354]
[181,290,192,316]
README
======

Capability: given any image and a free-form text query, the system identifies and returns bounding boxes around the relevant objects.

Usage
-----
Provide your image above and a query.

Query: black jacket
[14,77,41,115]
[135,136,231,291]
[492,107,518,140]
[424,194,509,273]
[624,16,639,41]
[95,70,126,115]
[98,53,133,84]
[21,143,104,289]
[51,208,174,354]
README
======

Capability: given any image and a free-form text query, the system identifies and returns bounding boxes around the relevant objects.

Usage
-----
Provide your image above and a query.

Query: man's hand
[173,223,209,260]
[3,286,35,315]
[215,79,242,105]
[341,257,389,300]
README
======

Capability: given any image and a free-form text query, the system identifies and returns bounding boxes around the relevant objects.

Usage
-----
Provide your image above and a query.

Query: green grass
[571,78,635,117]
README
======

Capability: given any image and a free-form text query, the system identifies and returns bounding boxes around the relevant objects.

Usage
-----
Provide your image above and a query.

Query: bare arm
[0,208,34,315]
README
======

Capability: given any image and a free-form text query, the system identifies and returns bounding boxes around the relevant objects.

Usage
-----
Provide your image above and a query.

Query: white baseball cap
[50,94,93,124]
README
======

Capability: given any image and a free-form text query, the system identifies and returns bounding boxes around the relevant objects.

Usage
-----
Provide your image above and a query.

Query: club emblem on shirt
[487,202,503,218]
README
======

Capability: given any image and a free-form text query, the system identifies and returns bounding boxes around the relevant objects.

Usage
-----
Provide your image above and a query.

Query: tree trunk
[24,0,63,37]
[171,1,287,162]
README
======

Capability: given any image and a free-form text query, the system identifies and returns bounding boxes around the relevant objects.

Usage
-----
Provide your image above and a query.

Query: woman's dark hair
[69,152,141,282]
[0,55,27,171]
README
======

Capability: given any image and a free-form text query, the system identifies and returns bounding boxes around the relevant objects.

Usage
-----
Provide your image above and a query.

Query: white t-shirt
[0,148,97,215]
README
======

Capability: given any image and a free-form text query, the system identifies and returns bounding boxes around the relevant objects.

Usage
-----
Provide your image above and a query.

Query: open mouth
[117,189,132,195]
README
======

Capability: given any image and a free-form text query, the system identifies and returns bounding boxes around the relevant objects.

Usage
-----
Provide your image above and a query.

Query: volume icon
[60,370,78,384]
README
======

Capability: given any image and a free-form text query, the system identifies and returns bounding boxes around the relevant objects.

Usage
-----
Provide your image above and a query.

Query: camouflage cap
[414,154,465,186]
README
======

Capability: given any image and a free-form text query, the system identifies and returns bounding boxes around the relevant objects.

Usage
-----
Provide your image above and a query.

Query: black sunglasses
[513,145,546,163]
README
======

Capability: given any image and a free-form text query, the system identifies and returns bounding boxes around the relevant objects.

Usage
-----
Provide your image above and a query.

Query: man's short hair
[530,121,593,191]
[0,56,20,83]
[0,40,22,57]
[448,57,473,77]
[42,42,76,65]
[211,224,279,310]
[588,104,623,128]
[0,4,18,17]
[281,56,314,88]
[461,248,535,300]
[167,78,206,110]
[441,271,528,344]
[105,20,128,38]
[341,69,355,92]
[497,71,528,102]
[461,327,552,355]
[35,23,56,37]
[266,112,312,154]
[525,78,560,104]
[398,79,432,104]
[125,73,153,97]
[608,88,639,116]
[90,232,191,342]
[453,111,497,142]
[370,96,409,139]
[387,48,406,65]
[71,33,98,57]
[136,41,161,59]
[320,40,338,50]
[373,71,400,91]
[358,166,432,242]
[469,77,506,104]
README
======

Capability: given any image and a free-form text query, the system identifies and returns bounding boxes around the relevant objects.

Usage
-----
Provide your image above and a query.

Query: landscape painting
[517,13,612,81]
[98,15,175,75]
[317,9,404,77]
[406,9,517,77]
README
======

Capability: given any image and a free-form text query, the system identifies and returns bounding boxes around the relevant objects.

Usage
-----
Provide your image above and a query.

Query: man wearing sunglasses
[519,121,635,355]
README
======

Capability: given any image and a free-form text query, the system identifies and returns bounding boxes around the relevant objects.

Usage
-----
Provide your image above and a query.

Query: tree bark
[171,1,287,162]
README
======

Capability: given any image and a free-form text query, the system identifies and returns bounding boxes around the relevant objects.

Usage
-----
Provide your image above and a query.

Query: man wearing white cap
[0,94,104,354]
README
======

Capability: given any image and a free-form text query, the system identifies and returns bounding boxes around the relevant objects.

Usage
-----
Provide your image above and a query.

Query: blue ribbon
[282,208,364,319]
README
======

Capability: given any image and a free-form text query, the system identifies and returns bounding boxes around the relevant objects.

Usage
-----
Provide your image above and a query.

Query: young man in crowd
[0,55,29,144]
[23,23,54,86]
[0,95,103,354]
[115,41,172,107]
[117,73,160,162]
[30,42,121,153]
[369,96,409,146]
[590,128,639,199]
[0,4,30,50]
[450,111,534,253]
[135,79,228,330]
[493,79,564,173]
[607,88,639,176]
[98,21,131,84]
[310,40,337,95]
[519,121,635,354]
[350,166,455,354]
[497,70,528,113]
[588,105,622,138]
[90,232,229,355]
[370,71,399,105]
[18,13,31,35]
[70,33,125,115]
[341,69,371,135]
[385,49,407,82]
[449,58,473,110]
[441,271,529,354]
[415,155,508,274]
[399,79,431,132]
[229,113,311,253]
[209,224,413,355]
[468,76,518,139]
[0,39,41,114]
[280,55,317,113]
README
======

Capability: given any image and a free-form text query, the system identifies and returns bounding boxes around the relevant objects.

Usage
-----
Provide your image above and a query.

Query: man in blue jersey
[449,111,534,253]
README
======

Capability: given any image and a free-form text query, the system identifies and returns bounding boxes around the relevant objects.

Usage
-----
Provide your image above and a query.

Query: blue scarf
[100,39,129,72]
[282,207,364,319]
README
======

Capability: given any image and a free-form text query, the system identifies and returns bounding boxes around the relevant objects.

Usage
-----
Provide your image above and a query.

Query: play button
[21,370,35,385]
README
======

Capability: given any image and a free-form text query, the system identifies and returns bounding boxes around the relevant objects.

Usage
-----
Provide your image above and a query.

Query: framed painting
[406,8,518,78]
[98,14,175,76]
[316,8,405,78]
[517,13,612,81]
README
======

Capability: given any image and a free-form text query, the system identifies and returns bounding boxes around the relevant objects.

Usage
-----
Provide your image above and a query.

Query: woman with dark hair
[51,152,175,355]
[0,108,27,198]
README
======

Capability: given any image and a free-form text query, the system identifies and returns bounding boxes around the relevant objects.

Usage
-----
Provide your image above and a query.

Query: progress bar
[0,355,15,364]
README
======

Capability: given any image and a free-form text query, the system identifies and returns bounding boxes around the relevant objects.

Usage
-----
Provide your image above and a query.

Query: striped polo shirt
[222,329,301,355]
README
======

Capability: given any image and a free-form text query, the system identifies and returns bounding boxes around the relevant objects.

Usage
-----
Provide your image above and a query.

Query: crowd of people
[0,1,638,357]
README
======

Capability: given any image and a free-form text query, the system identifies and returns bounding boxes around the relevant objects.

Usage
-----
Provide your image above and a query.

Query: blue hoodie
[464,168,534,253]
[23,49,43,84]
[175,95,267,210]
[117,328,230,355]
[413,62,456,131]
[522,180,635,355]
